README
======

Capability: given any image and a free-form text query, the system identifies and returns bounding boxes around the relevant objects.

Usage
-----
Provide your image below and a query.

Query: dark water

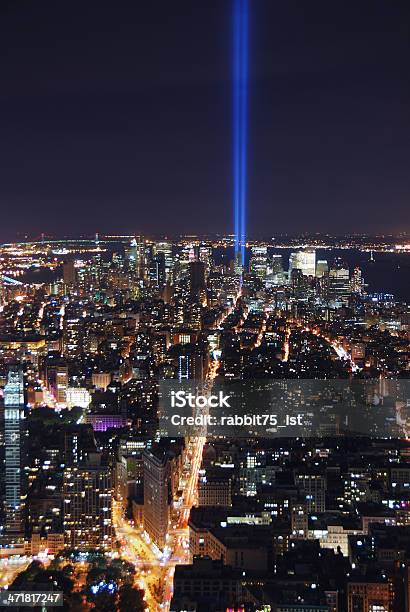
[20,267,59,284]
[330,249,410,302]
[216,247,410,302]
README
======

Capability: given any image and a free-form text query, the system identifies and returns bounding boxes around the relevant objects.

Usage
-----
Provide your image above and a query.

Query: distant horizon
[0,219,409,246]
[1,229,409,245]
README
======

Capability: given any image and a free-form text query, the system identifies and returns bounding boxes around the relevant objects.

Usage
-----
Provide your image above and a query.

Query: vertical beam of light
[233,0,241,260]
[240,0,248,265]
[233,0,249,267]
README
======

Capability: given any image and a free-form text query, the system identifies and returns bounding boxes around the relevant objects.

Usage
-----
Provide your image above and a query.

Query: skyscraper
[289,250,316,278]
[315,260,329,278]
[125,236,146,278]
[270,254,283,275]
[198,244,212,276]
[266,254,285,286]
[155,240,174,283]
[63,306,84,358]
[45,357,68,405]
[149,251,166,288]
[328,258,351,305]
[63,453,113,550]
[3,365,25,542]
[177,349,207,382]
[62,260,77,286]
[143,448,171,550]
[351,266,365,294]
[189,261,206,295]
[249,246,268,279]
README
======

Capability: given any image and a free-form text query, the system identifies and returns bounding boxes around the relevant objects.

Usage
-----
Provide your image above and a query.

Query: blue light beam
[233,0,249,267]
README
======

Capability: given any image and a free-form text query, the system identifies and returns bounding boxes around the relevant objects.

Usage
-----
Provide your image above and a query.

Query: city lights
[0,1,409,610]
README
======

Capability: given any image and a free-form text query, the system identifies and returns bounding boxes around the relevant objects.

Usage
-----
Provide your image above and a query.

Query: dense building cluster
[0,235,409,611]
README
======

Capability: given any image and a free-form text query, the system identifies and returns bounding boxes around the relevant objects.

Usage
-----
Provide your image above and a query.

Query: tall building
[3,366,25,542]
[270,254,283,275]
[155,240,174,283]
[315,260,328,278]
[249,246,268,279]
[289,249,316,277]
[148,252,166,288]
[63,453,113,550]
[234,251,243,277]
[198,244,212,277]
[189,261,206,295]
[45,358,68,405]
[62,261,77,285]
[328,258,351,305]
[290,268,308,299]
[125,236,145,278]
[143,448,171,549]
[63,306,84,358]
[266,254,286,286]
[177,347,208,382]
[351,266,365,294]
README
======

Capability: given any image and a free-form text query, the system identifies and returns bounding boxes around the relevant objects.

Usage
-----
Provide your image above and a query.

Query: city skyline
[1,234,410,610]
[1,2,410,610]
[1,0,410,242]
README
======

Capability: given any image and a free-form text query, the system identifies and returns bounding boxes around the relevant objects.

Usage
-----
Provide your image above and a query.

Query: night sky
[0,0,409,242]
